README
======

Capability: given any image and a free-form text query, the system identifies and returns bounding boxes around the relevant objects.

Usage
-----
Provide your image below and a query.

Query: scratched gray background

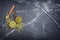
[0,0,60,40]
